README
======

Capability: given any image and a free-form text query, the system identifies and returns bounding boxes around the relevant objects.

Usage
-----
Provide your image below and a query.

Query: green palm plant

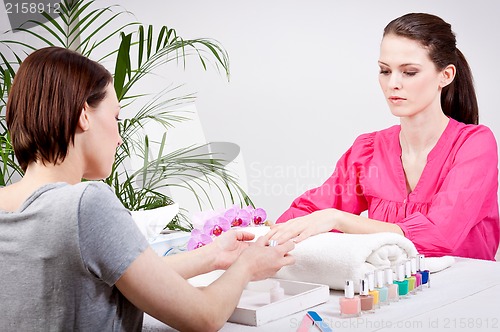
[0,0,252,230]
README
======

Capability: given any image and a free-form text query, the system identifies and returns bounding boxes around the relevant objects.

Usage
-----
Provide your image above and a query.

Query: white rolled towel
[241,226,455,290]
[242,227,416,290]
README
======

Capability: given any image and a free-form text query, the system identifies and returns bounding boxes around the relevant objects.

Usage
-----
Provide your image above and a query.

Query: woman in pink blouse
[269,13,499,261]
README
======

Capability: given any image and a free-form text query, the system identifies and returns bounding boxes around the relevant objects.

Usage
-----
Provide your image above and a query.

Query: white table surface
[142,257,500,331]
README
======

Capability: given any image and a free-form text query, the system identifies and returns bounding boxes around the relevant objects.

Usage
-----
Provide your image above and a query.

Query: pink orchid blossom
[245,206,267,225]
[203,215,231,237]
[187,229,213,250]
[187,206,268,251]
[225,206,251,228]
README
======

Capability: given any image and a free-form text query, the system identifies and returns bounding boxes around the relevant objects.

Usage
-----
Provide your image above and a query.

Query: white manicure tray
[188,272,330,326]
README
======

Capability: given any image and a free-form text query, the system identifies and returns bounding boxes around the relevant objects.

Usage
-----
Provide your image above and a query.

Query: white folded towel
[426,256,455,273]
[238,226,455,290]
[276,231,418,290]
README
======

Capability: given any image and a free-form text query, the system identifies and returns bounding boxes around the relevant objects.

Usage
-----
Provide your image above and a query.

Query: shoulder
[77,181,117,203]
[75,181,128,219]
[452,120,498,154]
[348,124,399,156]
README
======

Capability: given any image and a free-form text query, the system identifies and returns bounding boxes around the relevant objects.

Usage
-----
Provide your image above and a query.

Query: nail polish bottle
[339,280,361,318]
[417,254,430,288]
[411,257,422,291]
[359,278,374,313]
[374,270,389,306]
[270,280,285,302]
[393,263,409,298]
[385,268,399,302]
[366,272,380,309]
[404,260,416,294]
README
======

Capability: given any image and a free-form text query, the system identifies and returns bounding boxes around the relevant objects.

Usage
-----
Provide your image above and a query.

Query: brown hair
[6,46,112,171]
[384,13,478,124]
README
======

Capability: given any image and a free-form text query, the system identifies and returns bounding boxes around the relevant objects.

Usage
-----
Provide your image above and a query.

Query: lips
[388,96,406,104]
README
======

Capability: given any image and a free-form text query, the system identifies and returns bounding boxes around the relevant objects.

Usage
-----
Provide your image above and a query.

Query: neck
[399,112,450,155]
[21,153,84,189]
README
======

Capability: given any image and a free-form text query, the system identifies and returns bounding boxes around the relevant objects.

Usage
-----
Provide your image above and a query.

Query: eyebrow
[378,61,422,67]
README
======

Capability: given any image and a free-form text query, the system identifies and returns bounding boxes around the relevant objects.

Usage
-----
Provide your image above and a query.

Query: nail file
[306,311,333,332]
[296,313,314,332]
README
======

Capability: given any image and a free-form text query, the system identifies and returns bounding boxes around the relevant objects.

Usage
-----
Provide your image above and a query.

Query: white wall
[2,0,499,220]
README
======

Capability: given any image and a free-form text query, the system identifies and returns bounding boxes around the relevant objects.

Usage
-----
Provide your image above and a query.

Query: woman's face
[378,34,444,119]
[82,84,123,180]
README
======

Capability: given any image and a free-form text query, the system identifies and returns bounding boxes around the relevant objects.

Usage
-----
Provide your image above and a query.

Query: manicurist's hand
[267,208,339,244]
[234,235,296,281]
[209,229,256,270]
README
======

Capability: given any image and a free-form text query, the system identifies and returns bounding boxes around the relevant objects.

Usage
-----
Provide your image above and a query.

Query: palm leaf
[114,24,230,101]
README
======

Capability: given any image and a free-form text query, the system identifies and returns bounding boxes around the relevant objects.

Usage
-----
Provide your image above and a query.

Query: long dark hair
[384,13,478,124]
[6,47,112,171]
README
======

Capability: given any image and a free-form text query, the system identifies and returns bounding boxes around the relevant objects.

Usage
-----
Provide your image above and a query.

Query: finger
[281,254,296,267]
[235,231,256,242]
[254,235,268,247]
[277,240,295,254]
[269,222,280,229]
[264,227,278,239]
[292,231,310,243]
[274,229,301,244]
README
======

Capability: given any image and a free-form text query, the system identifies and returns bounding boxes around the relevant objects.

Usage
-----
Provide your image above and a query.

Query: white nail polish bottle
[270,280,285,302]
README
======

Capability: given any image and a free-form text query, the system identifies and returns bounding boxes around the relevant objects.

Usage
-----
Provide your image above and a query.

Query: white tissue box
[149,231,190,256]
[229,278,330,326]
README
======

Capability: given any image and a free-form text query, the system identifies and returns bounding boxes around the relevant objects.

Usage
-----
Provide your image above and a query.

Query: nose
[117,136,123,147]
[388,73,402,90]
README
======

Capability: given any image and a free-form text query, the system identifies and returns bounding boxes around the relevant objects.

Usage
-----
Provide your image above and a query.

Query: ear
[440,64,456,88]
[78,103,91,131]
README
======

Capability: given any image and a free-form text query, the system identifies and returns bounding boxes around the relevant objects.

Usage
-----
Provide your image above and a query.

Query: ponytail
[441,48,478,124]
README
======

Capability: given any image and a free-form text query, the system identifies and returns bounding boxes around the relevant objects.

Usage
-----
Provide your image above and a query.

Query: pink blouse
[277,118,499,260]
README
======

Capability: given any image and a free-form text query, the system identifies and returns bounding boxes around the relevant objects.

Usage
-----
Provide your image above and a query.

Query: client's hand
[267,208,339,244]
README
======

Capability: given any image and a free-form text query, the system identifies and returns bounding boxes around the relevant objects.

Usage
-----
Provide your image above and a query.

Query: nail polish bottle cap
[405,260,412,278]
[376,270,385,288]
[410,257,417,274]
[396,263,405,281]
[418,254,426,271]
[385,268,394,284]
[366,272,375,291]
[359,278,369,296]
[344,280,355,298]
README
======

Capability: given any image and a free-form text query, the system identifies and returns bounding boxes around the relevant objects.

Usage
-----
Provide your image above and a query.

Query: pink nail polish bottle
[411,257,422,291]
[339,280,361,318]
[385,268,399,302]
[359,278,375,313]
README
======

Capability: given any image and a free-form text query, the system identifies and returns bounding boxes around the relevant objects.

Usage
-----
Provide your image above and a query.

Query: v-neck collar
[395,118,456,197]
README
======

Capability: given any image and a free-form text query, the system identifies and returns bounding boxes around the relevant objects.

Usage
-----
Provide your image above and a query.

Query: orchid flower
[187,206,268,251]
[224,205,251,227]
[245,206,267,225]
[187,229,213,250]
[203,215,231,237]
